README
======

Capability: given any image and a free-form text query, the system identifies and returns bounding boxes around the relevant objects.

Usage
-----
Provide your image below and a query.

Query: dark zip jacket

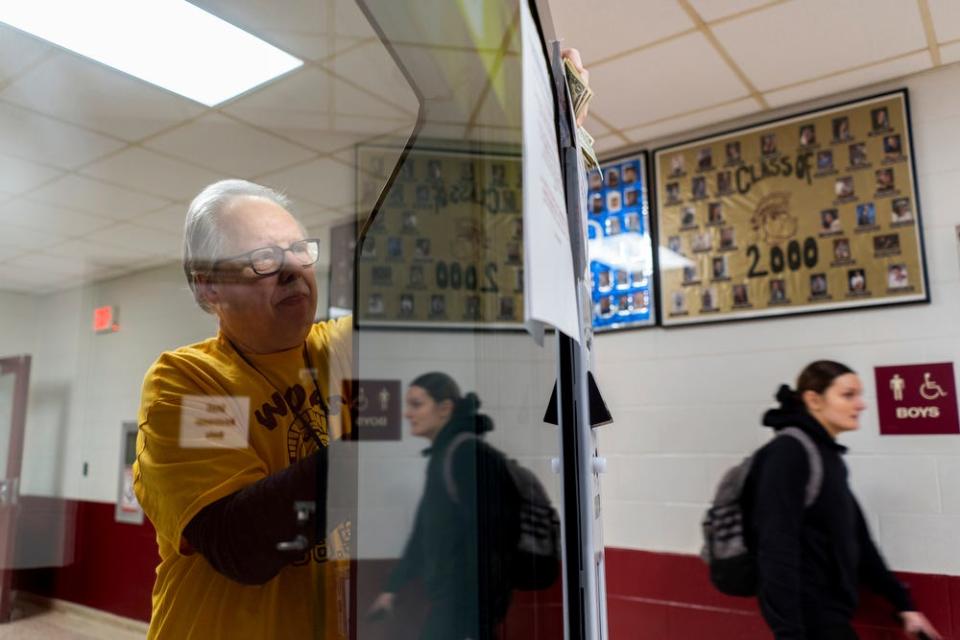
[743,386,913,638]
[385,405,518,639]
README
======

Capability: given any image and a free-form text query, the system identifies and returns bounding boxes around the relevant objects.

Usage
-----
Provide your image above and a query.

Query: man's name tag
[180,395,250,449]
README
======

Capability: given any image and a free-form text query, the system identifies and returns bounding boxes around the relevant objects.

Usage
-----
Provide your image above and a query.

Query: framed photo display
[653,90,928,326]
[588,152,655,330]
[351,144,524,329]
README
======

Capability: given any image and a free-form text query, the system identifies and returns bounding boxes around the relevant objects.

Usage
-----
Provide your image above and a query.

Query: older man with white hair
[134,179,351,639]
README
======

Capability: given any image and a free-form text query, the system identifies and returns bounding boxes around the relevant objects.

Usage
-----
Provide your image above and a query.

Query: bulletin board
[652,90,928,326]
[351,145,524,329]
[587,152,655,330]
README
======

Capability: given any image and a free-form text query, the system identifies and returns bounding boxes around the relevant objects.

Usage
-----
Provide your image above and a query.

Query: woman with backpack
[366,372,519,639]
[744,360,941,639]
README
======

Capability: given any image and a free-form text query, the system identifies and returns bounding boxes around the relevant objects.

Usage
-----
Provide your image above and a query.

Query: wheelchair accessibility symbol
[920,372,949,401]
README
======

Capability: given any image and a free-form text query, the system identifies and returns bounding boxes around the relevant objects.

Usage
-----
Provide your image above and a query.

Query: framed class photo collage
[342,144,524,330]
[652,89,928,327]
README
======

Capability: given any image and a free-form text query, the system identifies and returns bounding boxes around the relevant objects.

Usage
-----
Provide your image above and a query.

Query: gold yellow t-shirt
[133,317,353,639]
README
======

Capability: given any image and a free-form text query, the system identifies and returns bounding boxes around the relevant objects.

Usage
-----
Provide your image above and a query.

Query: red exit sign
[93,306,119,334]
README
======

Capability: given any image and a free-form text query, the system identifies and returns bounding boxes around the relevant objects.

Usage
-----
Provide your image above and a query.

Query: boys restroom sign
[874,362,959,435]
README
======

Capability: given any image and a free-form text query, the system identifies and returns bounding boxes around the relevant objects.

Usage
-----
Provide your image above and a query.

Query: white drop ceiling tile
[191,0,329,44]
[588,31,749,129]
[1,53,204,141]
[261,157,355,209]
[335,0,381,38]
[28,175,169,220]
[942,42,960,65]
[51,239,146,266]
[132,204,187,236]
[714,0,927,92]
[764,51,932,108]
[328,43,420,116]
[79,148,225,201]
[552,0,693,63]
[144,112,316,179]
[594,134,629,155]
[687,0,777,23]
[6,253,105,278]
[0,154,62,195]
[0,224,62,250]
[0,24,52,82]
[0,199,113,236]
[0,102,124,170]
[0,267,61,294]
[928,0,960,43]
[623,98,760,145]
[84,223,181,254]
[332,72,417,122]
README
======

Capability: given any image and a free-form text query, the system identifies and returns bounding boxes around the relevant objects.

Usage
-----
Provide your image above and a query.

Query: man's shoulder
[143,335,236,396]
[309,316,352,347]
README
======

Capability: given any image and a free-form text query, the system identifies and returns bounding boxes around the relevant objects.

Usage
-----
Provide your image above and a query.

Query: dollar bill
[577,125,601,178]
[563,58,593,123]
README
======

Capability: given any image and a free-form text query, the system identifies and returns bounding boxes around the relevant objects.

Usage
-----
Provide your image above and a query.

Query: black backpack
[700,427,823,596]
[444,432,561,591]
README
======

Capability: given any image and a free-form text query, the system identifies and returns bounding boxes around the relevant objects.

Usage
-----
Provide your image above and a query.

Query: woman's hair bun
[775,383,802,409]
[461,392,481,411]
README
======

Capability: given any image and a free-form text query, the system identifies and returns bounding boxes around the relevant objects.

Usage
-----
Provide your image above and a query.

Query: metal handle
[276,501,316,552]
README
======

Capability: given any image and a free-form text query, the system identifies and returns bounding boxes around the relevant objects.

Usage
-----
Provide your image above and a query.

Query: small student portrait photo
[848,268,866,293]
[712,255,728,279]
[832,116,852,142]
[670,154,685,177]
[624,187,639,207]
[606,190,622,213]
[856,202,876,227]
[873,233,901,254]
[498,296,515,320]
[887,264,909,289]
[414,238,431,259]
[360,236,377,258]
[605,215,622,236]
[820,208,841,233]
[810,273,828,297]
[682,264,698,283]
[408,264,424,287]
[464,295,481,320]
[415,184,431,208]
[871,107,890,132]
[624,212,641,232]
[387,237,403,259]
[599,295,613,316]
[834,176,854,199]
[671,290,686,313]
[623,162,638,184]
[427,159,443,183]
[697,147,713,172]
[401,210,417,233]
[849,143,868,167]
[707,201,723,225]
[732,284,749,306]
[607,167,621,189]
[701,286,717,310]
[680,206,696,227]
[691,176,707,200]
[833,238,852,261]
[399,294,414,316]
[666,182,681,204]
[891,197,913,223]
[430,294,446,316]
[761,133,777,156]
[883,134,903,159]
[591,193,604,214]
[597,270,612,290]
[799,124,816,147]
[769,279,786,303]
[491,163,506,187]
[875,168,895,192]
[725,141,742,165]
[719,227,736,250]
[589,171,603,192]
[817,150,834,172]
[667,235,683,254]
[631,290,649,311]
[615,269,630,289]
[716,171,732,194]
[367,293,385,315]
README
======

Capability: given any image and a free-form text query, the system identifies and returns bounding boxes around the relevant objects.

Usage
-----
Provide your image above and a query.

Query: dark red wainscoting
[605,547,959,639]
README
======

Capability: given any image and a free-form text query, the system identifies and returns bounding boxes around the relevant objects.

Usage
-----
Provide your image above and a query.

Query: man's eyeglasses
[213,239,321,277]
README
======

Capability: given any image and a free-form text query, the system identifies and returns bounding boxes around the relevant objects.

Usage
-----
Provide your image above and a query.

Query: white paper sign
[520,0,580,343]
[180,395,250,449]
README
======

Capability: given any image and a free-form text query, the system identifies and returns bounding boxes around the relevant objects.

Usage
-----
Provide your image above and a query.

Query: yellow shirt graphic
[133,317,352,639]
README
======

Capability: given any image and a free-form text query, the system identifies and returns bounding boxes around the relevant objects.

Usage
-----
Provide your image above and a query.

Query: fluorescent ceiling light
[0,1,303,107]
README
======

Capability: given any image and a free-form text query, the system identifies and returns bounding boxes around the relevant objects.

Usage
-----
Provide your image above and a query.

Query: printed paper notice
[520,0,580,343]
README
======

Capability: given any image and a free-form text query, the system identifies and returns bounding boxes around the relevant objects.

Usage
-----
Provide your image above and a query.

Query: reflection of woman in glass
[746,362,942,640]
[368,374,518,639]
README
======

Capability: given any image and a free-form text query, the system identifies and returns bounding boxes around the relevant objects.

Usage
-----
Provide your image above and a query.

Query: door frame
[0,355,31,621]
